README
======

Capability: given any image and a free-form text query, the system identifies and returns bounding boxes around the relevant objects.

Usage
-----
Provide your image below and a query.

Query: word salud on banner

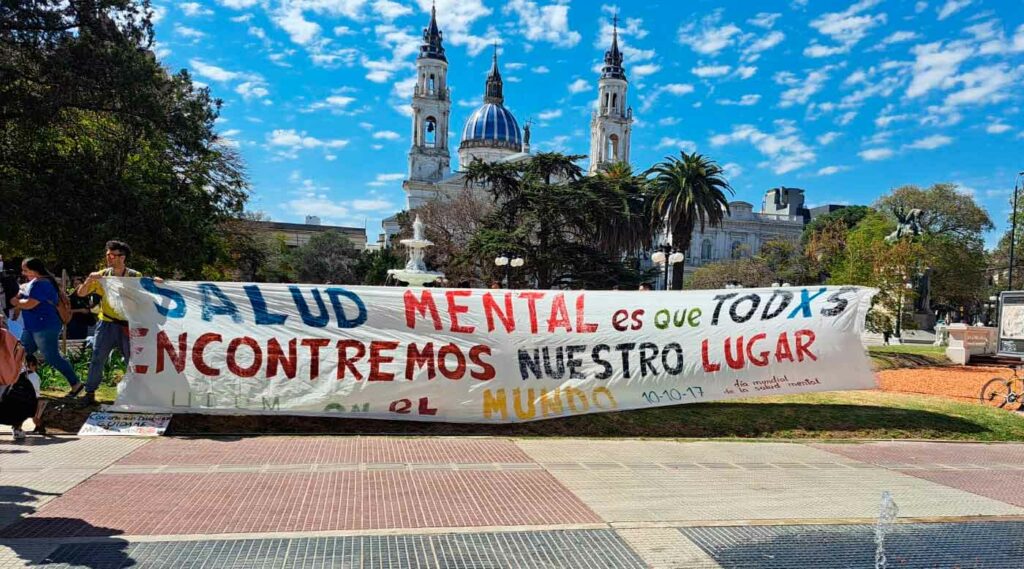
[104,278,877,423]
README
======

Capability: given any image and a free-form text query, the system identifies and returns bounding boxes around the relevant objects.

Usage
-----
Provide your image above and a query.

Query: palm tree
[646,152,734,289]
[590,161,651,257]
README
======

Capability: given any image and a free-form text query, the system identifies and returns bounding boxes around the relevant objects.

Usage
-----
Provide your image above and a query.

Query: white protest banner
[104,279,877,422]
[78,412,171,436]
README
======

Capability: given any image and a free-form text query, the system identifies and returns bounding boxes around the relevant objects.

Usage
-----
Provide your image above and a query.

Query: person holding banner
[74,240,144,405]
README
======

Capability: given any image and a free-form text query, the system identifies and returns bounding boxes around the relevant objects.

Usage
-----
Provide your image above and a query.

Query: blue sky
[151,0,1023,246]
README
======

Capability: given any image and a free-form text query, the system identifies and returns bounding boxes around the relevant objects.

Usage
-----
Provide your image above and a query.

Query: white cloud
[915,1,928,13]
[181,2,214,16]
[639,83,695,113]
[594,14,654,63]
[837,111,858,125]
[775,67,832,108]
[905,134,953,149]
[858,148,894,160]
[422,0,496,56]
[944,64,1020,107]
[734,66,757,79]
[805,0,887,57]
[353,198,395,211]
[267,129,349,158]
[568,78,589,93]
[632,63,661,77]
[535,65,550,73]
[334,26,355,35]
[658,117,681,126]
[804,43,849,58]
[937,0,972,20]
[717,94,761,106]
[817,165,846,176]
[906,41,974,98]
[986,121,1012,134]
[372,130,402,140]
[235,81,269,100]
[722,162,743,179]
[656,137,697,152]
[678,10,742,55]
[743,30,785,61]
[817,131,841,145]
[217,0,258,8]
[304,95,357,113]
[149,4,167,23]
[272,7,321,45]
[537,109,562,120]
[367,173,406,186]
[504,0,581,48]
[710,121,816,174]
[190,59,260,83]
[881,31,919,45]
[747,13,781,29]
[174,24,206,39]
[372,0,413,20]
[692,65,731,78]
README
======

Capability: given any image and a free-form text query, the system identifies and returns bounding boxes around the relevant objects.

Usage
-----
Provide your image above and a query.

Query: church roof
[460,103,522,149]
[601,15,626,80]
[419,3,446,61]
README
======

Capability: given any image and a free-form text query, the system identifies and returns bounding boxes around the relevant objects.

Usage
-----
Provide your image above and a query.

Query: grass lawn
[869,344,950,370]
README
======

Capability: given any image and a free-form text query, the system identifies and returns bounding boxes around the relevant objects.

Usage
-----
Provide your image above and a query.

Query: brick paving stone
[517,439,861,466]
[0,470,600,538]
[893,470,1024,508]
[116,437,533,466]
[811,441,1024,467]
[0,437,149,471]
[680,521,1024,568]
[29,530,645,569]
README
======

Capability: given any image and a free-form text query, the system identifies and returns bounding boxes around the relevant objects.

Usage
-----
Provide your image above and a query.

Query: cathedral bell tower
[588,15,633,174]
[405,3,451,207]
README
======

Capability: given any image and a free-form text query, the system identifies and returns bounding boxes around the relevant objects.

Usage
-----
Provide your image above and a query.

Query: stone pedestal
[945,324,996,365]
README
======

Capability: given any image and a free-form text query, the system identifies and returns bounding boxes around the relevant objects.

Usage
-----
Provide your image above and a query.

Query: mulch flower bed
[876,366,1012,404]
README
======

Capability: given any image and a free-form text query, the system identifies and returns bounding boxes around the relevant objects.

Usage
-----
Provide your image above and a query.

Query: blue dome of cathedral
[461,103,522,147]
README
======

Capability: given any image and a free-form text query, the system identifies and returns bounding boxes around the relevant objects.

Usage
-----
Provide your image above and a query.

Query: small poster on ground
[78,412,171,436]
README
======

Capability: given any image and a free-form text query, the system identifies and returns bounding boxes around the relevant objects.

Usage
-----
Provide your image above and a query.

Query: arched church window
[424,116,437,147]
[701,239,712,260]
[731,241,744,259]
[612,93,617,111]
[606,134,620,161]
[604,92,609,111]
[428,74,435,93]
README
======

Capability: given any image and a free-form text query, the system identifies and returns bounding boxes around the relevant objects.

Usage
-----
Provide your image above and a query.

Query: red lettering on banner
[404,289,442,330]
[267,338,298,379]
[724,336,745,370]
[483,292,515,333]
[445,290,475,334]
[775,332,794,363]
[418,397,438,415]
[469,344,495,380]
[369,340,399,381]
[575,294,599,333]
[337,339,365,380]
[437,343,466,380]
[300,339,330,380]
[746,333,769,367]
[156,331,187,374]
[701,339,721,372]
[518,292,545,333]
[192,332,222,376]
[226,337,262,377]
[795,329,817,362]
[546,294,572,333]
[406,343,436,380]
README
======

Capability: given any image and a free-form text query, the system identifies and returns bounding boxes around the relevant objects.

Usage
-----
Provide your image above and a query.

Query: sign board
[997,291,1024,357]
[78,412,171,436]
[101,279,878,423]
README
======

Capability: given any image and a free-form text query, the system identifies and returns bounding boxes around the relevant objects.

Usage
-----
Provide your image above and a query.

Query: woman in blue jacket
[8,258,81,392]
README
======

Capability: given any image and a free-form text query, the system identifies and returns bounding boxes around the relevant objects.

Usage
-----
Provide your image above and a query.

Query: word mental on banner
[105,279,877,423]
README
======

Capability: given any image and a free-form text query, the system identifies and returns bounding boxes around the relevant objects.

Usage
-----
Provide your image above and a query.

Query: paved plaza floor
[1,434,1023,567]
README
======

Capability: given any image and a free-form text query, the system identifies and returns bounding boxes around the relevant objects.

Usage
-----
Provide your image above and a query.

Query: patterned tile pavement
[28,530,646,569]
[116,437,533,466]
[0,469,601,537]
[680,521,1024,569]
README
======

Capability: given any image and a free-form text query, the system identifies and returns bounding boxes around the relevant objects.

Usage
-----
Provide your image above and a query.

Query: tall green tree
[0,0,247,276]
[290,231,360,284]
[646,151,733,289]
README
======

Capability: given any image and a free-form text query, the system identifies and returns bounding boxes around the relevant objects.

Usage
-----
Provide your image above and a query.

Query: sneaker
[64,384,84,399]
[31,425,46,436]
[12,428,26,441]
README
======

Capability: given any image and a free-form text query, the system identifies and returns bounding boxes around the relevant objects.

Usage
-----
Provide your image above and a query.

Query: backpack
[0,328,25,386]
[55,287,72,325]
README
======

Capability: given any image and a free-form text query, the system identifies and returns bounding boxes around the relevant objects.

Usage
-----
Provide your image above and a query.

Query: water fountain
[874,490,899,569]
[388,215,445,287]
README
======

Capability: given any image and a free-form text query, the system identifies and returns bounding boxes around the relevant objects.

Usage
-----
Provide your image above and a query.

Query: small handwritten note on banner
[78,412,171,436]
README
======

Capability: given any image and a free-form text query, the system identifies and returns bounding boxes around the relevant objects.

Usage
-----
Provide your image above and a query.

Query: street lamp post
[494,254,524,288]
[651,243,684,291]
[1010,173,1023,291]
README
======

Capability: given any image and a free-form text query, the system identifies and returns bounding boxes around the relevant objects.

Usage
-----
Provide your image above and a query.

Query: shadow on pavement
[0,486,135,568]
[164,402,991,439]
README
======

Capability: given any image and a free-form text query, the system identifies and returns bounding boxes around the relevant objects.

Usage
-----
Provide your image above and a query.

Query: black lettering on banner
[638,342,659,376]
[542,347,566,379]
[661,342,684,375]
[566,345,586,379]
[592,345,613,379]
[761,290,793,320]
[820,286,857,317]
[730,294,761,323]
[615,342,635,379]
[518,349,541,380]
[711,293,738,325]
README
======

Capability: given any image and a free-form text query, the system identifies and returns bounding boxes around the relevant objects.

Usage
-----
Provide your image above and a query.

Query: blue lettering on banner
[199,283,242,323]
[141,277,186,318]
[788,287,827,319]
[245,285,288,326]
[326,288,368,328]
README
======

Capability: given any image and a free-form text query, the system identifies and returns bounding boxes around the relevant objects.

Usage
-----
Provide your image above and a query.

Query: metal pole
[896,289,903,339]
[1010,180,1018,291]
[663,260,669,291]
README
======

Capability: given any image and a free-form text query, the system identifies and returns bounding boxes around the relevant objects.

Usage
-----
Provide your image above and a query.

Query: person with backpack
[0,354,42,440]
[6,258,82,395]
[74,240,143,405]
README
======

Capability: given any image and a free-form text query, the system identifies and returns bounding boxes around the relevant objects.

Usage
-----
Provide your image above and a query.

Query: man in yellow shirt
[73,240,142,405]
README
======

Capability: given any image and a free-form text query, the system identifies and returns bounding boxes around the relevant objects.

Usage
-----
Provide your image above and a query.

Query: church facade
[381,8,841,282]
